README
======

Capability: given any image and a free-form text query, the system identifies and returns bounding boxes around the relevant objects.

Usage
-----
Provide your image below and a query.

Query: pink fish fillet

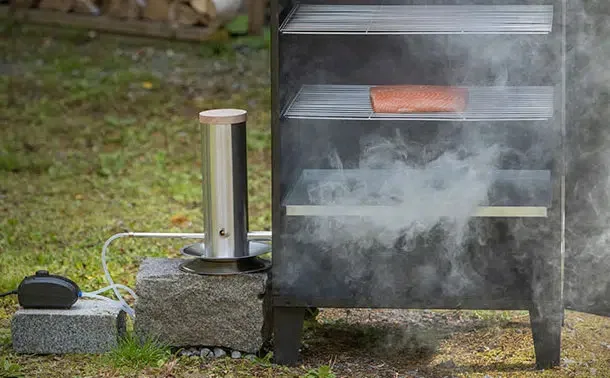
[370,85,469,113]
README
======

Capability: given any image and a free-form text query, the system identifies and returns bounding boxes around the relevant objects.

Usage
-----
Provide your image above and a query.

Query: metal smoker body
[269,0,610,370]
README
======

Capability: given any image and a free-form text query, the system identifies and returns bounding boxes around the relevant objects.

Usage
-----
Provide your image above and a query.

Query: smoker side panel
[271,0,294,293]
[564,0,610,317]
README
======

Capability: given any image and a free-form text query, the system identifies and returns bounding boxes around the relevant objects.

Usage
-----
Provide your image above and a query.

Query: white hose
[83,283,138,318]
[98,231,271,320]
[89,284,138,299]
[102,233,135,318]
[80,292,133,316]
[81,292,118,302]
[100,232,207,320]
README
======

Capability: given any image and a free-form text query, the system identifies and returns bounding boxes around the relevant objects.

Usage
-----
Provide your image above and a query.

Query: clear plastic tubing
[100,231,271,318]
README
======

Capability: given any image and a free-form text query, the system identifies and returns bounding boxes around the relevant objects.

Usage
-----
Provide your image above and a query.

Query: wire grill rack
[285,204,547,218]
[283,85,554,121]
[280,4,554,35]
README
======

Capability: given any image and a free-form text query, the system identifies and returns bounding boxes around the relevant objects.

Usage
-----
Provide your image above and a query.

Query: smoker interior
[273,1,564,309]
[275,120,562,308]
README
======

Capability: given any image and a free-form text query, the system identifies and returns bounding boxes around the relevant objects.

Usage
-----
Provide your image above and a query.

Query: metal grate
[283,85,555,121]
[285,205,547,218]
[280,4,554,35]
[283,169,552,218]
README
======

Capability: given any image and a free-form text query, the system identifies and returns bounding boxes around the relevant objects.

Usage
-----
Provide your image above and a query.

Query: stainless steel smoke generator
[269,0,610,370]
[179,109,272,275]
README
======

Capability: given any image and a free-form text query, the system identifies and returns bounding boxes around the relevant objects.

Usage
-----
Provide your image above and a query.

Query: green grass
[1,356,24,378]
[303,365,336,378]
[104,334,171,370]
[471,309,516,323]
[1,21,610,378]
[0,23,272,296]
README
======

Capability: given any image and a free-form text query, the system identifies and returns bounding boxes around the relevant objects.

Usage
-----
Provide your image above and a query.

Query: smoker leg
[527,237,563,370]
[273,306,305,366]
[529,303,562,369]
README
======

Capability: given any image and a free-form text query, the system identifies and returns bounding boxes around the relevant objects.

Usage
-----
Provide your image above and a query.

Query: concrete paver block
[11,299,127,354]
[134,258,270,353]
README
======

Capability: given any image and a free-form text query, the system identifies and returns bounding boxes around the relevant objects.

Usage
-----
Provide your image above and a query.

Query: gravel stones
[213,347,227,358]
[177,346,252,359]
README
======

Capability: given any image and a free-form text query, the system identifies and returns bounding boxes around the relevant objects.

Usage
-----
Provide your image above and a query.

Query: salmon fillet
[370,85,468,113]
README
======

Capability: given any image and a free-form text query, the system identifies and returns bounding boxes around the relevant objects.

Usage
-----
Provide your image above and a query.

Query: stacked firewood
[12,0,229,27]
[144,0,217,27]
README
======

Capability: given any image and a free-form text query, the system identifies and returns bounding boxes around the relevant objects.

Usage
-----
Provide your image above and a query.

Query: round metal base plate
[179,256,271,275]
[180,241,271,261]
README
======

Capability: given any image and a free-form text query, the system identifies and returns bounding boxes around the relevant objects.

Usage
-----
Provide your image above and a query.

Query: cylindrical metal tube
[199,109,249,259]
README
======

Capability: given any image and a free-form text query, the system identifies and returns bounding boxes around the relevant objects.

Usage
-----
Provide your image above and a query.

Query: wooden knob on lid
[199,109,247,125]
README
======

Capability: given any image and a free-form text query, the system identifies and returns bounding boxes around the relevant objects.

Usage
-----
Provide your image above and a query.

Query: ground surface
[1,22,610,378]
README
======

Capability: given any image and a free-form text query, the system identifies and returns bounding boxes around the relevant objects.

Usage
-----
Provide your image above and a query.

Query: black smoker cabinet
[270,0,610,369]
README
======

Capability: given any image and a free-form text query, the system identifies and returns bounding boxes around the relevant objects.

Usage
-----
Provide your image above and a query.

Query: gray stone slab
[134,258,270,353]
[11,299,127,354]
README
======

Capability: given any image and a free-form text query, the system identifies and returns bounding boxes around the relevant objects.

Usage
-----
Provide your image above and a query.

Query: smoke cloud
[277,0,610,317]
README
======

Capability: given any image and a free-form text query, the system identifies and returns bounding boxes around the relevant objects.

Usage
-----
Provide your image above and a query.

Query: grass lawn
[1,20,610,378]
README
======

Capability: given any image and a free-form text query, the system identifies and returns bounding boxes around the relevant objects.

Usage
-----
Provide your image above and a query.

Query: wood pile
[37,0,218,26]
[3,0,226,35]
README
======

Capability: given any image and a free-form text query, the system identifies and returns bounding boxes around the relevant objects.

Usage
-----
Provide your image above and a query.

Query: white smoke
[278,0,610,315]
